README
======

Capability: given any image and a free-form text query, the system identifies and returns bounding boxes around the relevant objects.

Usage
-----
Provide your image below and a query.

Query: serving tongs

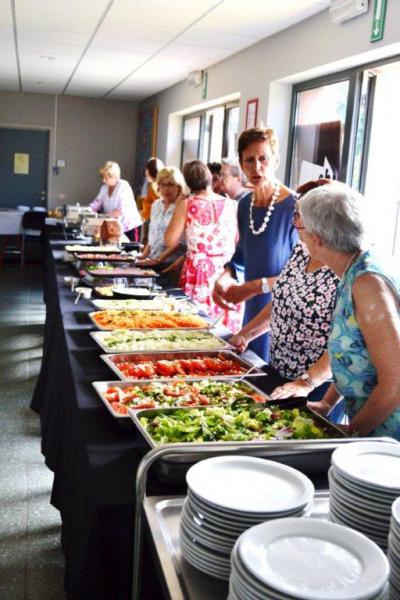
[231,394,307,411]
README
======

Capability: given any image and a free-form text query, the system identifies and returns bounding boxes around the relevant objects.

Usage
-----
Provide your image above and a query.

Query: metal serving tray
[88,311,211,331]
[90,329,232,354]
[65,244,121,253]
[143,491,331,600]
[82,265,158,278]
[92,377,267,420]
[130,403,346,449]
[100,350,266,381]
[91,298,198,313]
[73,253,136,262]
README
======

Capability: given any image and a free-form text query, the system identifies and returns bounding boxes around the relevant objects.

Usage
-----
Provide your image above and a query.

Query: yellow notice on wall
[14,153,30,175]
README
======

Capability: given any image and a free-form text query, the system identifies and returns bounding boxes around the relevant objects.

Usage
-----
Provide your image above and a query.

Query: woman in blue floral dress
[298,181,400,439]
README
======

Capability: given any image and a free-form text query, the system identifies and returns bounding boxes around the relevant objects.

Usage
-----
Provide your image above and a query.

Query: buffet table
[33,237,272,599]
[31,236,400,600]
[31,239,171,599]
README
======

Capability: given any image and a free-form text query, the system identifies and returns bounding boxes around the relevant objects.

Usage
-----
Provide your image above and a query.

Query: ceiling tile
[0,0,331,100]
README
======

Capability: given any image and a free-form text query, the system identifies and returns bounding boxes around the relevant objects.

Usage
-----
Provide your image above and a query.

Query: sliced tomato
[187,359,207,372]
[198,395,210,405]
[203,357,223,372]
[133,400,157,409]
[163,384,187,397]
[155,360,177,376]
[104,391,119,403]
[111,402,128,415]
[179,359,194,373]
[252,394,266,404]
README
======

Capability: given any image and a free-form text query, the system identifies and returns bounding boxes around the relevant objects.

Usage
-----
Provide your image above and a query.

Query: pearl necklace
[249,180,280,235]
[342,250,360,278]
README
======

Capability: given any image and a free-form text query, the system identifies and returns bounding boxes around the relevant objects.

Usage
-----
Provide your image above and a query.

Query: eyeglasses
[158,182,177,188]
[292,209,305,230]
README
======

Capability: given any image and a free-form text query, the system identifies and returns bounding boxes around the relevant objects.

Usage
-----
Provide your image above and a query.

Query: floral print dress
[179,194,242,332]
[269,242,339,378]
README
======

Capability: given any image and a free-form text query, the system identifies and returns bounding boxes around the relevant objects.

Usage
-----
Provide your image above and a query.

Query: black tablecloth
[31,237,305,600]
[31,239,168,599]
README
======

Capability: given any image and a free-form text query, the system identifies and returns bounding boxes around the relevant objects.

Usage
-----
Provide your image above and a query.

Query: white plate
[181,546,230,581]
[238,517,389,600]
[393,497,400,526]
[231,546,289,600]
[180,527,231,563]
[181,512,235,553]
[328,469,393,515]
[330,467,396,504]
[331,442,400,492]
[328,497,390,542]
[186,456,314,515]
[188,487,310,520]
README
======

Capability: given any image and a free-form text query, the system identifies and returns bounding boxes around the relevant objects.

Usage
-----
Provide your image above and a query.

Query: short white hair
[99,161,121,179]
[299,181,365,253]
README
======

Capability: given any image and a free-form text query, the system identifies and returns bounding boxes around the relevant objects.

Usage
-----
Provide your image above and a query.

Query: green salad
[139,406,329,444]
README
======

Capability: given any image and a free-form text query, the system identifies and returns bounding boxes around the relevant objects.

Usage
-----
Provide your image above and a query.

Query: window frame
[285,53,400,190]
[181,101,240,167]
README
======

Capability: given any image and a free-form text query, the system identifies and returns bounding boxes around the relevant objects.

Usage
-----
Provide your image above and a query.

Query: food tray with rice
[88,309,210,330]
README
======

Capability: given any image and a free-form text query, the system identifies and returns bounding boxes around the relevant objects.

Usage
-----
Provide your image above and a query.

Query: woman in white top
[136,166,186,267]
[90,161,142,241]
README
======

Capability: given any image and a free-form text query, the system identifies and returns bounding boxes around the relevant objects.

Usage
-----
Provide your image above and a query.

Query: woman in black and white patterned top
[229,179,339,404]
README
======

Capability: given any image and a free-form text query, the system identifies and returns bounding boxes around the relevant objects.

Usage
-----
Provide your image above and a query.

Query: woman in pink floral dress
[165,160,242,332]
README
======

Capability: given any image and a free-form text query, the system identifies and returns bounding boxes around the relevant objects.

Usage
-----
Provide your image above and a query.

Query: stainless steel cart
[131,437,398,600]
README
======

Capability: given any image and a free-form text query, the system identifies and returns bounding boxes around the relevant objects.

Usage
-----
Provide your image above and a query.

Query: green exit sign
[371,0,387,42]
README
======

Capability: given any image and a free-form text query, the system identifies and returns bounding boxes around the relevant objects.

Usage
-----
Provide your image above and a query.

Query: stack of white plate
[388,497,400,598]
[179,456,314,581]
[229,517,390,600]
[328,442,400,550]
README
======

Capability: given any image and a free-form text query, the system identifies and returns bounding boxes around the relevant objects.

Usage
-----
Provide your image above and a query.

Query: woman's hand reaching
[228,333,248,353]
[270,380,313,400]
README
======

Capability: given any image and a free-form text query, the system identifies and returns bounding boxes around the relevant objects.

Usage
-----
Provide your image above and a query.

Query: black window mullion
[358,73,376,194]
[340,70,362,184]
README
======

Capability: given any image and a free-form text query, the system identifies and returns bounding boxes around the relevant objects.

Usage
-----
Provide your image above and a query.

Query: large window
[287,55,400,259]
[289,80,349,188]
[181,116,201,164]
[287,71,358,189]
[181,102,240,167]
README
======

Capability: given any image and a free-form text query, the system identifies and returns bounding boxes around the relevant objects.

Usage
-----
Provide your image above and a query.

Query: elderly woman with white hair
[219,159,248,202]
[90,161,142,241]
[298,181,400,439]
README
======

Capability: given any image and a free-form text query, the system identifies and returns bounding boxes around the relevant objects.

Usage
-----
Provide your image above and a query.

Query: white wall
[0,92,138,208]
[140,2,400,179]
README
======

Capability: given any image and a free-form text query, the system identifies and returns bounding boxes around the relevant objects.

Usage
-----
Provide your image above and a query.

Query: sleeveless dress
[328,250,400,439]
[227,192,298,360]
[179,194,242,332]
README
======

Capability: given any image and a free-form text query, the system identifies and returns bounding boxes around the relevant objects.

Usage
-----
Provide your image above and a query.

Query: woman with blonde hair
[90,161,142,240]
[136,166,186,268]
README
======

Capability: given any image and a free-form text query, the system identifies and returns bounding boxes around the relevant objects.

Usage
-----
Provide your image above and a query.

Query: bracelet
[261,277,270,294]
[298,372,316,390]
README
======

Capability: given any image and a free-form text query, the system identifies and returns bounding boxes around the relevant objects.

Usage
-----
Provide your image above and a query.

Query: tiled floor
[0,263,65,599]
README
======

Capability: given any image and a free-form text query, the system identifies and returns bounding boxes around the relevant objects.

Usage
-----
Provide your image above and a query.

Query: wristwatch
[298,372,316,389]
[261,277,269,294]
